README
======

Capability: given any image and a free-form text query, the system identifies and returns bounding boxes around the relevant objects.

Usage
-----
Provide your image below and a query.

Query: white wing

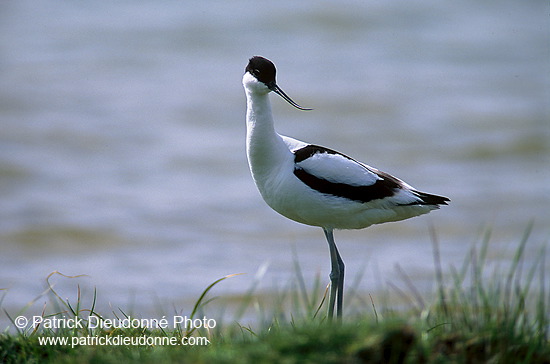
[296,150,381,186]
[289,141,382,187]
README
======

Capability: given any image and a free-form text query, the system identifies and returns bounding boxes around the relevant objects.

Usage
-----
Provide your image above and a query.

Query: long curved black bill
[270,83,312,111]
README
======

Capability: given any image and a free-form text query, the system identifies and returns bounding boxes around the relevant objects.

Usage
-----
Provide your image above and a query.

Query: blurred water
[1,0,548,322]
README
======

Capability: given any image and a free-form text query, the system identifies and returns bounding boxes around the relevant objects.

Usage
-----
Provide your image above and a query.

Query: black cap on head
[246,56,277,87]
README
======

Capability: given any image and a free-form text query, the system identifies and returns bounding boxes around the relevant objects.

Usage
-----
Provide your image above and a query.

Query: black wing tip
[415,191,450,206]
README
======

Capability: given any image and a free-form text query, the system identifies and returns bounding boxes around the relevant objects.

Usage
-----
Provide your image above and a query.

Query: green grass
[1,225,548,363]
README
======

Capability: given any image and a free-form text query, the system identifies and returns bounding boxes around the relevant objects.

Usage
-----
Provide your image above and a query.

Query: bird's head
[243,56,312,111]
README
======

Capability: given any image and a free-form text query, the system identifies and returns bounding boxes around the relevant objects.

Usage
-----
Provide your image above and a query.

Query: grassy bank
[1,226,548,363]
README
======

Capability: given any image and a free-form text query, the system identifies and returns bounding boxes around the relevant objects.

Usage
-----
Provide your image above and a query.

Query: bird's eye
[252,68,260,76]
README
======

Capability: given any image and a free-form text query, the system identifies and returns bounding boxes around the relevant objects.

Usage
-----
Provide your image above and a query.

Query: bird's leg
[335,244,345,318]
[323,228,345,321]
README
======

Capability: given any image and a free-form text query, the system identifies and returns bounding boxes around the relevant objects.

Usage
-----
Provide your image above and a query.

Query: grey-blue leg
[323,228,345,320]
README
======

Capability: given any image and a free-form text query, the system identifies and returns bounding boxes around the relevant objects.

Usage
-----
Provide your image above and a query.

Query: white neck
[244,83,291,182]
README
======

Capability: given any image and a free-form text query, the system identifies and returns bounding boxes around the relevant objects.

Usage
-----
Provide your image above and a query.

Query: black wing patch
[293,145,400,203]
[294,145,340,163]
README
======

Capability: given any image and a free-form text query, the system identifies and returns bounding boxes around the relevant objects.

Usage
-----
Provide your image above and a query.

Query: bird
[242,56,449,320]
